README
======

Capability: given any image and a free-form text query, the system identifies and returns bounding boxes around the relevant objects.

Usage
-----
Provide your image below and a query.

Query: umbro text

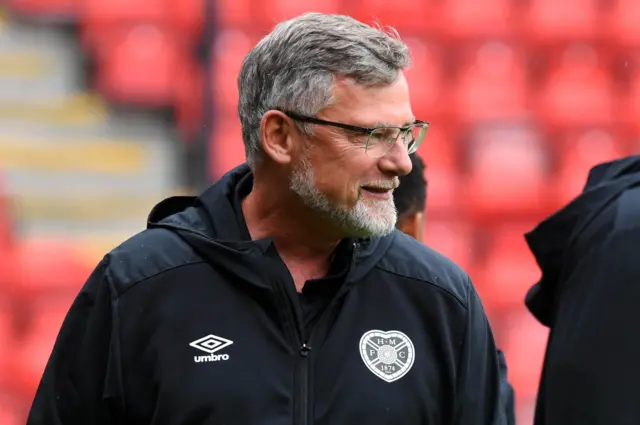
[194,353,230,363]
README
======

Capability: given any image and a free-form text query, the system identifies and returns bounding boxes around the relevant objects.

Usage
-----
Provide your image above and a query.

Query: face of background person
[394,153,427,242]
[288,74,415,238]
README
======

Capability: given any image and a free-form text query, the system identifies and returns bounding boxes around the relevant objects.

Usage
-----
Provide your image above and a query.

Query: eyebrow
[370,118,417,128]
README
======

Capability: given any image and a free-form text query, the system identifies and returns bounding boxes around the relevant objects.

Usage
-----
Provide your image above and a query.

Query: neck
[243,181,342,259]
[241,170,344,286]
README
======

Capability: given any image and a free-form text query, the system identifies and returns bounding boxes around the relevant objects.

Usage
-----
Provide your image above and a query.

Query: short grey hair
[237,13,411,167]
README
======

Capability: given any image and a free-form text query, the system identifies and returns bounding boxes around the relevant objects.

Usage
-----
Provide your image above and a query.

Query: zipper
[299,342,312,425]
[275,240,360,425]
[297,241,359,425]
[273,274,310,425]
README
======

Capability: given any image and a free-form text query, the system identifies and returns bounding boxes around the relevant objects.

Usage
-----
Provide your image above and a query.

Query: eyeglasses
[279,110,429,158]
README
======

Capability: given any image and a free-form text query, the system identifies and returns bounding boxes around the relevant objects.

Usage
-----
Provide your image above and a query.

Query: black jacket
[525,155,640,425]
[27,164,505,425]
[498,350,515,425]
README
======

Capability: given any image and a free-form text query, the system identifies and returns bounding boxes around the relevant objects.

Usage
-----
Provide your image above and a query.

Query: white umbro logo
[359,330,415,383]
[190,334,233,363]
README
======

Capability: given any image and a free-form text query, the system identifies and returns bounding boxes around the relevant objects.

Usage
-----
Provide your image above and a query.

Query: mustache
[360,178,400,190]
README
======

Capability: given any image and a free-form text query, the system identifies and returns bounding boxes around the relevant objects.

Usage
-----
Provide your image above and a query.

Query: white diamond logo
[189,334,234,354]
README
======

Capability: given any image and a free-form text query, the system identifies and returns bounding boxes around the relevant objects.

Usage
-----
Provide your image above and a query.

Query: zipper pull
[300,343,312,357]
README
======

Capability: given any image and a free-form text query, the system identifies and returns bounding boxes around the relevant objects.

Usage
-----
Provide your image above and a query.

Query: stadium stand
[0,0,637,423]
[0,0,185,414]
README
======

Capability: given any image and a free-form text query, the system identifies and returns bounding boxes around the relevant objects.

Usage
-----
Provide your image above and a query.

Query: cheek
[311,141,370,199]
[314,165,359,198]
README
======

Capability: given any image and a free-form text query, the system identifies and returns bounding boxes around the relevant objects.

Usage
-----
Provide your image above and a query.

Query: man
[394,152,428,239]
[27,13,505,425]
[394,153,516,425]
[524,154,640,425]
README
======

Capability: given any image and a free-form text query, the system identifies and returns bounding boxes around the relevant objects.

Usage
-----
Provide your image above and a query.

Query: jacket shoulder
[102,227,204,294]
[376,231,471,308]
[614,185,640,232]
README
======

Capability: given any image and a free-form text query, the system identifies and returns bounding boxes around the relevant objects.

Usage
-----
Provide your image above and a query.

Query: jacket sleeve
[453,278,507,425]
[497,349,516,425]
[26,257,125,424]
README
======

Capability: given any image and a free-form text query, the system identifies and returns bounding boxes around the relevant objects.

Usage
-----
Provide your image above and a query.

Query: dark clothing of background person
[525,155,640,425]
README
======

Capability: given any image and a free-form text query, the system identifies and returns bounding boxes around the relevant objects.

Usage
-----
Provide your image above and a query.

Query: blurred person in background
[395,152,516,425]
[524,155,640,425]
[394,152,428,240]
[27,13,506,425]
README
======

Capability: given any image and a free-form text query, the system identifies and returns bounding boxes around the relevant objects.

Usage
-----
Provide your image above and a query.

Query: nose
[377,139,413,177]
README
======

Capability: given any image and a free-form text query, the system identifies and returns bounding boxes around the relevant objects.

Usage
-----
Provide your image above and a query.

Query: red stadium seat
[438,0,516,39]
[349,0,438,33]
[626,70,640,128]
[417,126,460,213]
[404,39,445,119]
[14,296,74,399]
[212,30,258,114]
[502,312,548,402]
[12,237,91,297]
[172,0,204,41]
[175,62,204,141]
[452,42,529,123]
[81,0,167,26]
[556,129,629,204]
[423,219,474,272]
[0,245,17,290]
[255,0,342,29]
[0,391,28,425]
[210,116,246,180]
[216,0,253,27]
[522,0,602,44]
[475,223,542,313]
[0,300,14,387]
[605,0,640,47]
[5,0,78,17]
[466,125,553,219]
[80,0,201,48]
[94,26,184,107]
[536,44,615,129]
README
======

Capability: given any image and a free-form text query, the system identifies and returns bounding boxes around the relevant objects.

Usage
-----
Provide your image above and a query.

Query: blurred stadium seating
[0,0,636,423]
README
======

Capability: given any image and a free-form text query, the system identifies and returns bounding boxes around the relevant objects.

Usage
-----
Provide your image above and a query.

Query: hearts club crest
[359,329,415,383]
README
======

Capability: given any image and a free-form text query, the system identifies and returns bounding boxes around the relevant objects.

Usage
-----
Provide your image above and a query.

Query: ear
[397,211,425,242]
[260,110,296,165]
